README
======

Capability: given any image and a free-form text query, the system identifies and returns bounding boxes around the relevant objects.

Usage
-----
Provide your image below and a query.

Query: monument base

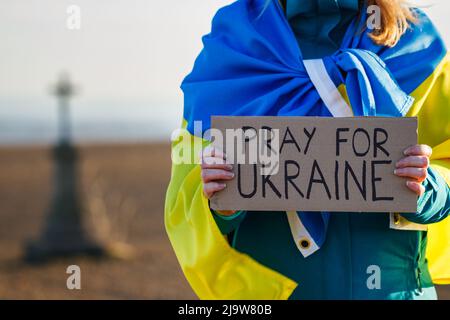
[25,143,135,263]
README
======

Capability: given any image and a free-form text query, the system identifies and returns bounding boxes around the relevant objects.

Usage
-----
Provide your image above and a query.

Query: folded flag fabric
[165,0,450,299]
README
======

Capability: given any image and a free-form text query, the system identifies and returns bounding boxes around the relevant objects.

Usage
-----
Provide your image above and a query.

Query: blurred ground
[0,143,195,299]
[0,144,448,299]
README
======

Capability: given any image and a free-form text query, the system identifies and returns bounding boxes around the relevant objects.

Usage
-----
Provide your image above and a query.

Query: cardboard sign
[210,116,418,213]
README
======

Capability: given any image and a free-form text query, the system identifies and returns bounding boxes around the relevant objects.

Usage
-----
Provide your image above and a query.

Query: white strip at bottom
[286,211,320,258]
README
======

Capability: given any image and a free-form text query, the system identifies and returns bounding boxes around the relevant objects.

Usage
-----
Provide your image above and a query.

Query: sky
[0,0,448,144]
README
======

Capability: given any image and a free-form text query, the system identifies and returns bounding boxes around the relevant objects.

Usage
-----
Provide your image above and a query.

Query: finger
[203,182,226,199]
[202,146,226,159]
[404,144,432,157]
[394,167,427,182]
[201,169,235,183]
[202,155,228,167]
[395,156,429,169]
[201,160,233,170]
[405,180,425,196]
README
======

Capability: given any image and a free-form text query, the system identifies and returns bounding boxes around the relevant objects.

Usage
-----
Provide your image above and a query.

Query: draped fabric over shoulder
[165,0,450,299]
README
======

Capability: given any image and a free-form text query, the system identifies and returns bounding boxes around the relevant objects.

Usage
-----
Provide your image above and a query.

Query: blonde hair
[367,0,417,47]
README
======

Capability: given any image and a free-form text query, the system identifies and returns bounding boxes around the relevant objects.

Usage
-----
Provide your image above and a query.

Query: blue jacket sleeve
[402,167,450,224]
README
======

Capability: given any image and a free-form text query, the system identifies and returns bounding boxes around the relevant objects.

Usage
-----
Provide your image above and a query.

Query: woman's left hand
[394,144,433,196]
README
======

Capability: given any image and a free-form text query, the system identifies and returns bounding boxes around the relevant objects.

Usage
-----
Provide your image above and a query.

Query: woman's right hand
[201,147,237,216]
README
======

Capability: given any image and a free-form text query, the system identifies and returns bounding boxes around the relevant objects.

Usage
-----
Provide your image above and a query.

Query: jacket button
[299,238,310,249]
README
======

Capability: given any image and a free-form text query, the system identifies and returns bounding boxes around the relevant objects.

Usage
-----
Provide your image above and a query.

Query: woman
[166,0,450,299]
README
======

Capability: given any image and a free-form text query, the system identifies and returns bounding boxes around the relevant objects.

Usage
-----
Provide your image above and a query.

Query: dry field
[0,144,447,299]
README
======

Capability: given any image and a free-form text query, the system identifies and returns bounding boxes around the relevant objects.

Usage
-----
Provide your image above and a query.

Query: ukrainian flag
[165,0,450,298]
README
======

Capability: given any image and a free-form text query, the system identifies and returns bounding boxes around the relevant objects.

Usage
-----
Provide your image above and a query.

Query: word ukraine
[210,116,418,213]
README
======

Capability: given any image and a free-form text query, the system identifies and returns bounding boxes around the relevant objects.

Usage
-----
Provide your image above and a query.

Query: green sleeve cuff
[401,166,450,224]
[211,210,246,235]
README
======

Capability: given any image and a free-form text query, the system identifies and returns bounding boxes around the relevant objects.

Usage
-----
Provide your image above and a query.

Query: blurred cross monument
[25,72,106,261]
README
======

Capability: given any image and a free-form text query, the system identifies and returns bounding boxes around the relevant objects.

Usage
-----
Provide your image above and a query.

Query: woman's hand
[394,144,432,196]
[201,147,236,216]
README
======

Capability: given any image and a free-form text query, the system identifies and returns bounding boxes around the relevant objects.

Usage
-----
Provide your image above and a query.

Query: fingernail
[394,169,398,175]
[228,172,235,178]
